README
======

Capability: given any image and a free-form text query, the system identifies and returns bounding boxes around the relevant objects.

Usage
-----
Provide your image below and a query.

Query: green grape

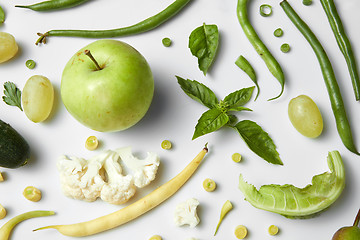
[22,75,54,123]
[288,95,323,138]
[0,32,18,63]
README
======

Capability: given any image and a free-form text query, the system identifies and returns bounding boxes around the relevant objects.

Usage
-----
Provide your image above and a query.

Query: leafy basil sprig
[2,82,23,111]
[189,23,219,75]
[176,76,282,165]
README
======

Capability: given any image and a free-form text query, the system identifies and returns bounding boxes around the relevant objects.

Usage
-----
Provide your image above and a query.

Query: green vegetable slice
[189,23,219,75]
[2,82,23,111]
[238,151,345,218]
[280,43,291,53]
[273,28,284,37]
[260,4,272,17]
[234,120,282,165]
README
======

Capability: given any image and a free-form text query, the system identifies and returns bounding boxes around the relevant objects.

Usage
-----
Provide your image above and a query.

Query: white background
[1,0,360,239]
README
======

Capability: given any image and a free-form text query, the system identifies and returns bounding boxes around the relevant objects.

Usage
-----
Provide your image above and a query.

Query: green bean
[0,5,5,24]
[15,0,90,12]
[35,0,191,45]
[237,0,285,101]
[235,55,260,100]
[280,0,359,155]
[320,0,360,101]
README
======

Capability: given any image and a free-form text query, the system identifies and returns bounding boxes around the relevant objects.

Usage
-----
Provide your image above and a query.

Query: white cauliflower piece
[174,198,200,228]
[56,152,107,202]
[116,147,160,188]
[100,151,136,205]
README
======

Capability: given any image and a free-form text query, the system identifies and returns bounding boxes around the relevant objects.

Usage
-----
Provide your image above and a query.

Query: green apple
[61,39,154,132]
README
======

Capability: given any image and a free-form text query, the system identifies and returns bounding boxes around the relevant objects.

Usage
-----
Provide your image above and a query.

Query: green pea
[26,59,36,69]
[162,37,172,47]
[280,43,291,53]
[274,28,283,37]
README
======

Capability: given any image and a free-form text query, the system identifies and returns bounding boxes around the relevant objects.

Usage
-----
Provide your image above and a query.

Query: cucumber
[0,119,30,168]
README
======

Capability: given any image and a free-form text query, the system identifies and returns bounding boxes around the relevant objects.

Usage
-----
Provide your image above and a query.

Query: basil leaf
[234,120,282,165]
[193,108,229,140]
[235,55,260,100]
[2,82,23,111]
[223,86,254,108]
[189,23,219,75]
[228,106,252,112]
[176,76,218,109]
[0,5,4,24]
[239,151,345,218]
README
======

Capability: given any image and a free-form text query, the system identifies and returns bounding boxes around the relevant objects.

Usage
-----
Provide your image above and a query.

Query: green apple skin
[61,40,154,132]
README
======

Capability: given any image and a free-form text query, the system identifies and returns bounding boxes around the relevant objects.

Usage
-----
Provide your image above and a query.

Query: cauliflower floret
[174,198,200,228]
[100,151,136,205]
[116,147,160,188]
[56,151,110,202]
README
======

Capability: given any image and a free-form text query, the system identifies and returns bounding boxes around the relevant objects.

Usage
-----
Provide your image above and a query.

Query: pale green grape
[22,75,54,123]
[288,95,323,138]
[0,32,18,63]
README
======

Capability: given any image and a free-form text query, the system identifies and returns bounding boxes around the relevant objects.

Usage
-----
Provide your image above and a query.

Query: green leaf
[234,120,282,165]
[2,82,23,111]
[0,5,4,24]
[189,23,219,75]
[176,76,218,109]
[228,106,252,112]
[235,55,260,100]
[238,151,345,218]
[223,86,254,109]
[193,108,229,140]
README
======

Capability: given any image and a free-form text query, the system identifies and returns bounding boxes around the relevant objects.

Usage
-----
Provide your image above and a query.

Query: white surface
[1,0,360,239]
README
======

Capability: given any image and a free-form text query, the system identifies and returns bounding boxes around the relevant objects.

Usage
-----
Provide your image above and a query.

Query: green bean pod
[320,0,360,101]
[280,0,359,155]
[36,0,191,45]
[15,0,90,11]
[237,0,285,101]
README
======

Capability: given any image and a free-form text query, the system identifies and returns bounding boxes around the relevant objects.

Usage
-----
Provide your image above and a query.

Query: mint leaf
[2,82,23,111]
[193,108,229,140]
[234,120,282,165]
[176,76,218,109]
[189,23,219,75]
[223,86,254,108]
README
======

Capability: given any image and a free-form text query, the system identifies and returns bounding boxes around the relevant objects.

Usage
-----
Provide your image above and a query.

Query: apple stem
[84,49,102,71]
[353,209,360,227]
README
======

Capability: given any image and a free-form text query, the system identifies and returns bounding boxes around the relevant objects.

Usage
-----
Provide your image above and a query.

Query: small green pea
[280,43,291,53]
[161,140,172,150]
[274,28,283,37]
[162,37,172,47]
[302,0,313,6]
[26,59,36,69]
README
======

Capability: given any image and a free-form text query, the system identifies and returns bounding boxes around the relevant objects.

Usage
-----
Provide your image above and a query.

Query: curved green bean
[320,0,360,101]
[36,0,191,45]
[15,0,90,11]
[280,0,359,155]
[237,0,285,101]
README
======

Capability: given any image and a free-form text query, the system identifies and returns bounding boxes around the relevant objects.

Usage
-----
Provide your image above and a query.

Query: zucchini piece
[0,119,30,168]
